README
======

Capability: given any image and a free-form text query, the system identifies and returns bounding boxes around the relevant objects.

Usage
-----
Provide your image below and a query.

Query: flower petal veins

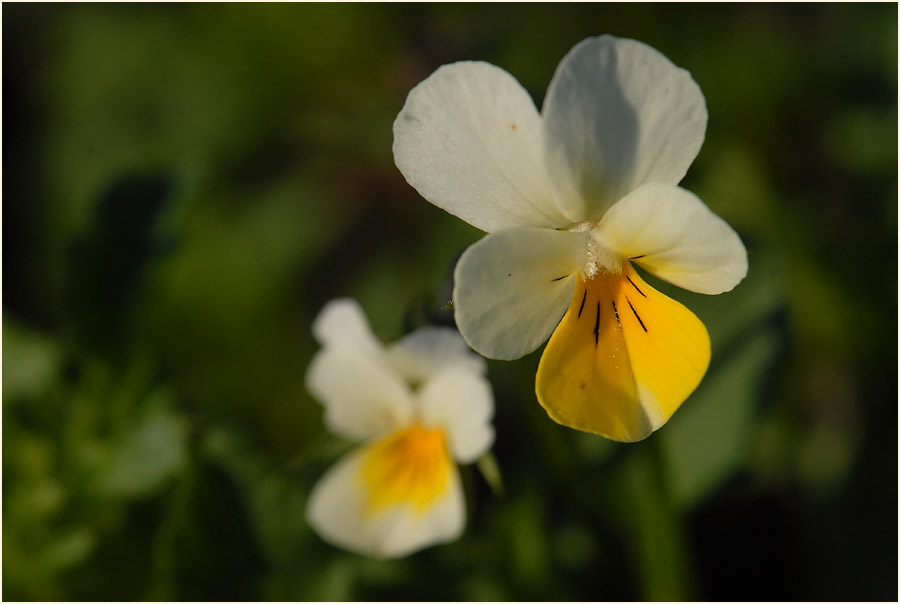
[535,263,710,442]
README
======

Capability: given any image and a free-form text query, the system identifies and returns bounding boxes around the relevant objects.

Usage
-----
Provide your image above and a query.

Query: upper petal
[542,35,708,220]
[312,298,386,362]
[453,226,587,360]
[419,365,495,464]
[306,430,465,559]
[592,183,748,294]
[387,326,485,386]
[306,347,414,442]
[393,61,568,233]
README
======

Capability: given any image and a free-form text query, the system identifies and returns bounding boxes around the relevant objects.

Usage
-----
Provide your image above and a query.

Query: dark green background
[3,3,897,601]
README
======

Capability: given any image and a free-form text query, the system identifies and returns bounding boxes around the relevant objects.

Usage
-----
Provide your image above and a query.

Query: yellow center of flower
[536,262,710,442]
[359,423,452,516]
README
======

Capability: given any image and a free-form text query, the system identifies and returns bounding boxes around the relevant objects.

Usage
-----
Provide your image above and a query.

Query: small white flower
[393,35,748,442]
[305,299,494,559]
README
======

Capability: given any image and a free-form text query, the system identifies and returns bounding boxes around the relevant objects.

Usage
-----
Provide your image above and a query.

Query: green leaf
[660,327,781,509]
[658,246,785,510]
[94,392,187,499]
[39,526,96,573]
[65,174,173,361]
[2,316,62,401]
[153,451,265,601]
[475,451,504,497]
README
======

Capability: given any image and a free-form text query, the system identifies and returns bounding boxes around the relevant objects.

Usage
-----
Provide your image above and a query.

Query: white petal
[452,226,585,360]
[592,183,748,294]
[393,61,568,233]
[306,439,465,559]
[388,326,486,385]
[542,35,708,220]
[419,365,495,464]
[306,348,414,442]
[312,298,385,362]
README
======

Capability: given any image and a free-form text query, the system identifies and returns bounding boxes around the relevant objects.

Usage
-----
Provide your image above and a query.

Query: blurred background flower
[3,3,896,600]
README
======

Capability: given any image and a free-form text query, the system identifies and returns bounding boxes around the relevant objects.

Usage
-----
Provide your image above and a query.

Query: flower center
[568,221,623,279]
[359,424,451,516]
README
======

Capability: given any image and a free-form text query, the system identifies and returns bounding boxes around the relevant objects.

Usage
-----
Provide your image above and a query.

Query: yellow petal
[535,263,710,442]
[360,424,453,515]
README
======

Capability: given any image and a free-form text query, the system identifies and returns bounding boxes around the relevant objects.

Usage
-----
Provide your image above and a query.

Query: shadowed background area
[3,4,897,600]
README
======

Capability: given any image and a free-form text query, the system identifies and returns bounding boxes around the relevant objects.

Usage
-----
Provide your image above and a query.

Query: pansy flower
[305,299,494,558]
[393,35,747,442]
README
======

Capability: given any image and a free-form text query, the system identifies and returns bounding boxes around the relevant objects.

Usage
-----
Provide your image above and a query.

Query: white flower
[305,299,494,558]
[393,35,748,442]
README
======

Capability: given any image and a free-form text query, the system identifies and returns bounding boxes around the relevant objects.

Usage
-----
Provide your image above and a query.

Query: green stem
[619,437,698,601]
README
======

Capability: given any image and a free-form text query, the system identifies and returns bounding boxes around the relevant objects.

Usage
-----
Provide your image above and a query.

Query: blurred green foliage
[3,3,897,601]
